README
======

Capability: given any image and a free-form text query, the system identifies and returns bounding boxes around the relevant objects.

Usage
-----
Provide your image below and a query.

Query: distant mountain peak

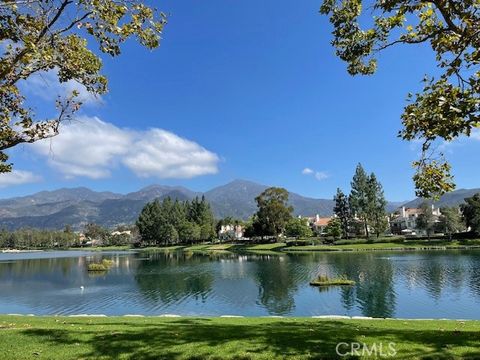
[221,179,265,187]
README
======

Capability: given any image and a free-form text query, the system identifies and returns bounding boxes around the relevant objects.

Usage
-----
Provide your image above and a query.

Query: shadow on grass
[21,319,480,359]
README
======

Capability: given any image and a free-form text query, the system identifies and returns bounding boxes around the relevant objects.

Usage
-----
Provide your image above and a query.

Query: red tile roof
[314,217,332,226]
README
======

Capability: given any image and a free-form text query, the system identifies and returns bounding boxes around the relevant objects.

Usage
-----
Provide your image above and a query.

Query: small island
[309,275,355,287]
[87,259,114,272]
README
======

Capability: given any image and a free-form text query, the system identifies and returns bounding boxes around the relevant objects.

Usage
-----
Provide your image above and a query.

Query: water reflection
[0,250,479,318]
[253,255,299,315]
[135,252,214,304]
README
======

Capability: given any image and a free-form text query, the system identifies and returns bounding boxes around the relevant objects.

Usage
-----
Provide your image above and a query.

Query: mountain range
[0,180,478,230]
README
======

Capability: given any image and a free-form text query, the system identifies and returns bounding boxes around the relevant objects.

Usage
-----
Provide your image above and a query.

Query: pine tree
[366,173,388,238]
[137,196,216,245]
[333,188,351,239]
[349,164,370,238]
[187,196,215,241]
[136,200,164,245]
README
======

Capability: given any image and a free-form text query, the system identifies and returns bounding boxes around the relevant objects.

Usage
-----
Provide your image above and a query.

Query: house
[390,205,441,235]
[308,215,333,235]
[218,224,244,241]
[111,230,132,236]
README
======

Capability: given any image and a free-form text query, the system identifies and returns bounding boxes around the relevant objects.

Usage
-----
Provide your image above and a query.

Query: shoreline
[3,242,480,254]
[1,249,44,253]
[2,313,478,321]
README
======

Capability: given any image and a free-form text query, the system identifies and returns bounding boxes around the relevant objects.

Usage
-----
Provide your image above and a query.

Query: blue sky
[2,0,479,201]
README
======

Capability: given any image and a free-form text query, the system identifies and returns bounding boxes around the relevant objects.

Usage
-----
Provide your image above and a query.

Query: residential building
[218,224,244,241]
[390,205,441,235]
[305,214,333,235]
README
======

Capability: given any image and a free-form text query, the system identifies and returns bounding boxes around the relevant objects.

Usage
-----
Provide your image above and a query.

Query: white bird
[80,286,85,290]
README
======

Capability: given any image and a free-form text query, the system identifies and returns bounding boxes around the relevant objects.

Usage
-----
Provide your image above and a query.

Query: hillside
[402,188,480,209]
[1,179,462,231]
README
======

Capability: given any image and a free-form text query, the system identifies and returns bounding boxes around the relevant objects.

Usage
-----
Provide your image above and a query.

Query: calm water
[1,249,480,318]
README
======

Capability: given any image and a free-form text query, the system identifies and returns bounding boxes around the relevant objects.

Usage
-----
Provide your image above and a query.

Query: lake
[1,249,479,319]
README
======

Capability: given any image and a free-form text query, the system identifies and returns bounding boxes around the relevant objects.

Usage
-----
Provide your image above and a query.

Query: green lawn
[243,243,287,251]
[139,245,186,252]
[61,239,480,254]
[284,240,480,252]
[1,316,479,359]
[15,237,477,254]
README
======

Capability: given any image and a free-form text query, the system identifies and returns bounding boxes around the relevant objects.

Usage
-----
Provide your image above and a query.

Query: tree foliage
[461,193,480,235]
[84,222,109,241]
[0,0,166,172]
[366,173,388,237]
[349,163,370,237]
[439,206,464,239]
[320,0,480,198]
[252,187,293,238]
[347,164,388,238]
[136,197,216,245]
[285,217,313,238]
[325,217,342,240]
[333,187,351,238]
[416,202,436,238]
[0,228,80,249]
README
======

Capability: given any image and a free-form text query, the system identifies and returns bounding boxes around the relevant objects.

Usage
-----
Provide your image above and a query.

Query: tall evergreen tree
[349,163,370,237]
[366,174,388,238]
[137,196,217,245]
[136,200,163,245]
[333,188,351,239]
[187,196,215,241]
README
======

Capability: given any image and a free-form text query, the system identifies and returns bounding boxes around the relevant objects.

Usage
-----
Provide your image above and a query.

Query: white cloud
[123,129,219,178]
[314,171,329,181]
[302,167,329,181]
[0,170,41,188]
[31,116,220,180]
[32,117,130,179]
[302,168,314,175]
[21,68,101,106]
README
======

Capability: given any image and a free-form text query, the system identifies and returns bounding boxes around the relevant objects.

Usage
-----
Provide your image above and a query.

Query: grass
[284,240,480,252]
[57,239,480,254]
[243,243,287,251]
[205,244,237,251]
[1,315,480,359]
[140,246,186,252]
[182,244,215,251]
[309,274,356,287]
